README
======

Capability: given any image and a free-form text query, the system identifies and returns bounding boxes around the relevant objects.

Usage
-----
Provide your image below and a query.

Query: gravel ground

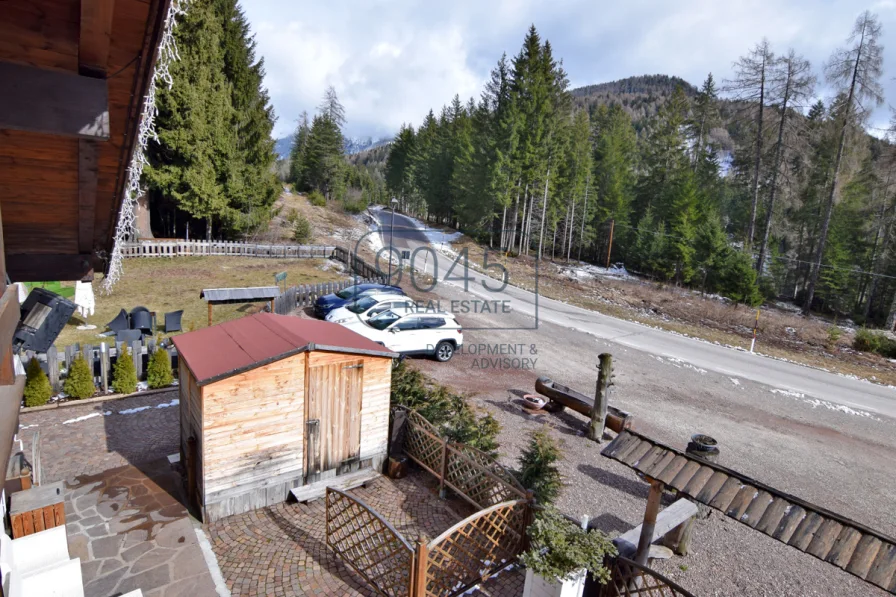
[404,280,896,597]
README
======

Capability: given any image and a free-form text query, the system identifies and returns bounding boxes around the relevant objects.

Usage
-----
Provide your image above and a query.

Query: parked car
[312,283,403,318]
[325,294,418,325]
[351,309,463,362]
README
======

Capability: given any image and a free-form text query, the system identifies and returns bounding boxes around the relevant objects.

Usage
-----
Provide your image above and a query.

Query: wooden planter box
[9,481,65,539]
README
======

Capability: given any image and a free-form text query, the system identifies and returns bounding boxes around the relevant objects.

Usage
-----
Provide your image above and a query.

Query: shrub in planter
[147,347,173,389]
[520,506,616,587]
[112,347,138,395]
[64,355,96,400]
[516,428,563,506]
[24,358,52,407]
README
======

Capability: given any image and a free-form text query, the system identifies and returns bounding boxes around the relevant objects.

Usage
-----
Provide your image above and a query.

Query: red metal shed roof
[172,313,395,385]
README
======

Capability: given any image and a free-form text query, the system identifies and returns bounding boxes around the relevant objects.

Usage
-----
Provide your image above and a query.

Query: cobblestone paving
[207,474,524,597]
[18,390,180,483]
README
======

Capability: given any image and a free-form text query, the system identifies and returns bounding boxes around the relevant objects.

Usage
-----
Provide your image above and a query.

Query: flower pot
[523,568,586,597]
[522,394,547,411]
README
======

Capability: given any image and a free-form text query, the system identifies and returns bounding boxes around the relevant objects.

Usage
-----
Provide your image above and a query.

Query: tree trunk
[803,35,863,315]
[500,205,507,250]
[747,56,767,249]
[578,177,589,262]
[509,189,521,253]
[756,84,791,273]
[538,168,551,261]
[887,289,896,331]
[206,216,212,241]
[567,195,576,263]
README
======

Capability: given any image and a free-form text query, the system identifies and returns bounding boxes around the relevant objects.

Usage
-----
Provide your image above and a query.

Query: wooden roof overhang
[0,0,174,505]
[602,430,896,594]
[1,0,173,282]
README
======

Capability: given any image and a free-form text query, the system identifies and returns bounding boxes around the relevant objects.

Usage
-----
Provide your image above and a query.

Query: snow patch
[770,389,879,420]
[730,378,740,386]
[63,411,111,425]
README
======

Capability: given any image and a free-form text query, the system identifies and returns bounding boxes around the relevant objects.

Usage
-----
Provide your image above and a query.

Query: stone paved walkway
[207,474,524,597]
[18,393,218,597]
[65,459,217,597]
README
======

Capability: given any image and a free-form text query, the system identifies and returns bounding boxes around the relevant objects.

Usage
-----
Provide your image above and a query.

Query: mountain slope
[272,134,392,160]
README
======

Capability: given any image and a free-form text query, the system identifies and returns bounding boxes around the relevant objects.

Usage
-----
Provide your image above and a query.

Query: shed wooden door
[305,359,363,484]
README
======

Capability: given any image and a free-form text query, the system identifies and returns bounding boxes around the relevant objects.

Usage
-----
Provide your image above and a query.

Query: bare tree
[726,39,775,249]
[803,11,884,315]
[756,50,815,274]
[318,86,346,128]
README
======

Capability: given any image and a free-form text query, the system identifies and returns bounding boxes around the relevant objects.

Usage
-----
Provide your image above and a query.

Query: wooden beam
[6,254,95,282]
[79,0,116,77]
[635,479,665,566]
[614,498,699,558]
[78,140,99,253]
[0,286,21,385]
[0,62,110,140]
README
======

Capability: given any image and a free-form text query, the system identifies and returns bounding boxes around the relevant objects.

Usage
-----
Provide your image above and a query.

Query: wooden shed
[171,312,396,522]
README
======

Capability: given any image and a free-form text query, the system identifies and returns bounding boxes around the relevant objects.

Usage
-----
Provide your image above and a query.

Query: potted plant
[520,507,616,597]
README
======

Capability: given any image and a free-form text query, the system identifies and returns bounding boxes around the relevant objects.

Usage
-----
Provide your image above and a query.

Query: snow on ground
[556,261,632,282]
[63,411,111,424]
[770,388,879,420]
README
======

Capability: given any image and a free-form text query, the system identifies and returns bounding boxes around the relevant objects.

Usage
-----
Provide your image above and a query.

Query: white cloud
[242,0,896,139]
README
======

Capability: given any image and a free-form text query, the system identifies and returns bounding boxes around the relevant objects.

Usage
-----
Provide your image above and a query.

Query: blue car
[313,283,404,318]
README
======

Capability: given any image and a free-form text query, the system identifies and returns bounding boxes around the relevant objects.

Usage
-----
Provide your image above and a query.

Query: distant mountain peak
[272,134,393,160]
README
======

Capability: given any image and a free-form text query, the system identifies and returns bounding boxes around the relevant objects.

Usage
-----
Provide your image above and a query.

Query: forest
[383,15,896,326]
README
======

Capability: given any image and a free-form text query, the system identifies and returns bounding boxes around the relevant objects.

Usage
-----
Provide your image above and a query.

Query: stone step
[289,469,380,503]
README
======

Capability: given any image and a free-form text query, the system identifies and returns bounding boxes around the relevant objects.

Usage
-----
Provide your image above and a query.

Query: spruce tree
[516,427,562,506]
[147,347,174,389]
[24,358,52,407]
[64,355,96,400]
[112,347,139,395]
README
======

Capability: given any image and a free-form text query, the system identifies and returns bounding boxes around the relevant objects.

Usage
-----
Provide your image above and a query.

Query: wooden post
[438,438,449,499]
[662,517,695,556]
[587,353,612,442]
[635,479,664,567]
[99,342,109,392]
[82,345,93,384]
[46,346,60,392]
[413,538,428,597]
[131,340,142,381]
[207,302,213,327]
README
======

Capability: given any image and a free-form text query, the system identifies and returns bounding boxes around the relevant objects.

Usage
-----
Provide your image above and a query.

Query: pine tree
[516,427,563,506]
[147,347,174,389]
[24,358,52,407]
[688,73,721,168]
[112,347,138,395]
[145,0,236,239]
[64,355,96,400]
[289,111,310,187]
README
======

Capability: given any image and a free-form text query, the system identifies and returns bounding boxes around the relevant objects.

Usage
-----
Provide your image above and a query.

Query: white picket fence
[120,240,336,259]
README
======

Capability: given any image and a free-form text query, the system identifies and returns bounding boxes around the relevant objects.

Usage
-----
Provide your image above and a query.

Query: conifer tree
[65,355,96,400]
[112,347,139,395]
[24,358,52,407]
[516,427,562,506]
[147,347,174,389]
[804,11,884,314]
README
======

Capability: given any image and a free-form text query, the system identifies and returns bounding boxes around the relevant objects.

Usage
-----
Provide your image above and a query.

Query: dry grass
[437,232,896,386]
[56,256,346,347]
[252,189,368,247]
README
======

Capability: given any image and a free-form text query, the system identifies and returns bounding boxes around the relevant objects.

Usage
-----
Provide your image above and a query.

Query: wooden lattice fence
[326,488,415,597]
[600,557,696,597]
[399,407,528,511]
[273,276,384,315]
[421,500,529,597]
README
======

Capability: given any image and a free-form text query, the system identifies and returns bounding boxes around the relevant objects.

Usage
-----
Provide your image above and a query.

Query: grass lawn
[55,256,347,347]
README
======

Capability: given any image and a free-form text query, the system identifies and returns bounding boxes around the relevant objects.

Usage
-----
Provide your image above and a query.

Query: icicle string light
[102,0,189,294]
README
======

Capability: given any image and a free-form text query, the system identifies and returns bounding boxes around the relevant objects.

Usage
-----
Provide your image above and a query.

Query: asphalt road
[374,209,896,420]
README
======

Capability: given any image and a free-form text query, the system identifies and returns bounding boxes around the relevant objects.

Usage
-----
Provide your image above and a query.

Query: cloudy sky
[241,0,896,141]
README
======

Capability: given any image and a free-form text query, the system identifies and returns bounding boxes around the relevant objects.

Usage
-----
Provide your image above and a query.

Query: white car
[352,310,463,362]
[325,294,415,325]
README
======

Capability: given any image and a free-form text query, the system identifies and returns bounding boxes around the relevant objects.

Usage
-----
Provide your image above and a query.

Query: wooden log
[826,527,863,568]
[587,353,611,442]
